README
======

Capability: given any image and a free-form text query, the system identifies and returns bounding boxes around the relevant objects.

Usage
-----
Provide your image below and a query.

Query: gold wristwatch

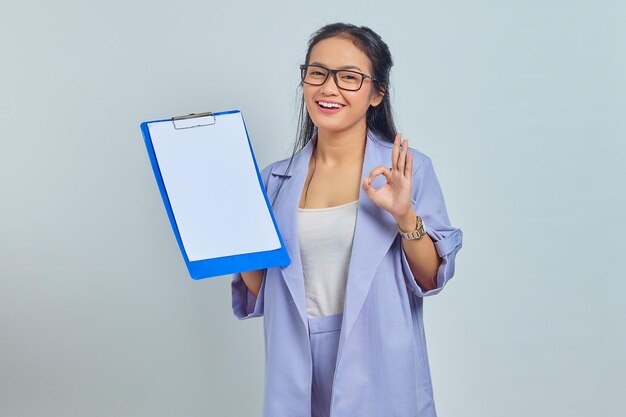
[397,215,426,240]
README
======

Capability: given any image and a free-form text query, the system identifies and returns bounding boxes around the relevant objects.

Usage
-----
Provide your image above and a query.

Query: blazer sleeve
[401,154,463,297]
[231,268,267,320]
[231,163,273,320]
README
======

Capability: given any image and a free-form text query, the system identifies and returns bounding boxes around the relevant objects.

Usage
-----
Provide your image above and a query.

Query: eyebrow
[309,62,364,71]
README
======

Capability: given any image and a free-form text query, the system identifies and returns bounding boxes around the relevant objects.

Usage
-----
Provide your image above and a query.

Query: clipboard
[140,110,290,279]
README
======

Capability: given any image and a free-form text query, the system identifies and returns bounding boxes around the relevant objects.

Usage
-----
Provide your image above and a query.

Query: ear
[369,86,385,108]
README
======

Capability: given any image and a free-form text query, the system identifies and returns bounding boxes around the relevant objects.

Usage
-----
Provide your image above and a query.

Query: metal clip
[172,112,216,130]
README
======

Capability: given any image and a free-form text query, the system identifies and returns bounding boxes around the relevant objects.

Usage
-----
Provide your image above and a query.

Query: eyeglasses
[299,64,377,92]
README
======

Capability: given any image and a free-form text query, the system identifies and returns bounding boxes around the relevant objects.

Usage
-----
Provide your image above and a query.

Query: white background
[1,1,625,416]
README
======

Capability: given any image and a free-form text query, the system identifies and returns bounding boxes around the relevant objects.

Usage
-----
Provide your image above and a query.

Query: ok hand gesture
[362,133,414,223]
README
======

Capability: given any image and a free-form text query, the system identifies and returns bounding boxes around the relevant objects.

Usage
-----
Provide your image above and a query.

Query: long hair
[271,23,397,207]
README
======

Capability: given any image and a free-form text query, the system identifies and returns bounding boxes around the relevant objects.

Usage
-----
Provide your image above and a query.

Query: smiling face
[303,36,384,137]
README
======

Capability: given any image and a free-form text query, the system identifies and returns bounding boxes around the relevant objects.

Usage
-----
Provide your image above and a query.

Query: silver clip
[172,112,216,130]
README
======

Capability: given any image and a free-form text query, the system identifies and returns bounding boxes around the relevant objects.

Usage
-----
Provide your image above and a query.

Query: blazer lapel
[337,131,398,362]
[269,131,398,347]
[269,136,315,330]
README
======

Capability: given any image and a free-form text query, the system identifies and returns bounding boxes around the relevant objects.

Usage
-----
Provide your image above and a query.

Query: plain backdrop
[1,1,625,416]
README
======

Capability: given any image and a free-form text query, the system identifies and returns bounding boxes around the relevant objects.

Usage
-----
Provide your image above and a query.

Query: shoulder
[258,155,295,193]
[260,156,292,179]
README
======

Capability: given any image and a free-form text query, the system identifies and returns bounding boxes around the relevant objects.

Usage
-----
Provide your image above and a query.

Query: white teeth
[318,101,343,109]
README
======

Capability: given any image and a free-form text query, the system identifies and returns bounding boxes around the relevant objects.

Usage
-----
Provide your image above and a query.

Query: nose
[320,72,340,95]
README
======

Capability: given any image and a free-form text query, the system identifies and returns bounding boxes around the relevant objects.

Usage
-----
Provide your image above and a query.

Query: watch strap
[397,215,426,240]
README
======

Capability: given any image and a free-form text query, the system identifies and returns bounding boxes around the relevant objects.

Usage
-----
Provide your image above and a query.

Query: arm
[241,269,264,298]
[362,139,463,297]
[230,162,274,319]
[396,211,440,292]
[399,156,463,297]
[231,269,267,320]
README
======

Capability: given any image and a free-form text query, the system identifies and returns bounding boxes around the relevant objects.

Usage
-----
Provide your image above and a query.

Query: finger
[369,165,392,183]
[391,133,401,171]
[406,148,413,178]
[362,174,379,195]
[398,139,408,174]
[362,176,371,192]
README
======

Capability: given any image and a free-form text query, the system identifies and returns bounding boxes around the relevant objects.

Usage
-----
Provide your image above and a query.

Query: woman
[231,23,463,417]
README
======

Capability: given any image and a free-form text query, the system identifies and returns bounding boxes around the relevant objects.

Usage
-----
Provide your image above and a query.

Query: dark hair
[271,23,397,207]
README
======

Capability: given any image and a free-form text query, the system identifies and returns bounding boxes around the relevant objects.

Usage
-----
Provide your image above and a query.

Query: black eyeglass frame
[299,64,378,92]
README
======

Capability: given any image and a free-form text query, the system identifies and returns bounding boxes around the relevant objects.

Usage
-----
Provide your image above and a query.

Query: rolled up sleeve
[231,269,266,320]
[401,154,463,297]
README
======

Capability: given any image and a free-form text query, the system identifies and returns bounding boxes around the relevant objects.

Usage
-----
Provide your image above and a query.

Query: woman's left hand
[362,133,414,223]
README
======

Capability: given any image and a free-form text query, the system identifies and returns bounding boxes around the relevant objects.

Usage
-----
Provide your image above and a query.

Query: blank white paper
[148,112,280,262]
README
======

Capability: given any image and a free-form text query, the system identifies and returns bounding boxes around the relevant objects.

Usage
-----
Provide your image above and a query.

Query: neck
[314,122,367,166]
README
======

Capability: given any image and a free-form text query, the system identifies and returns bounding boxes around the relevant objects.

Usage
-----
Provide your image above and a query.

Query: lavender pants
[308,313,343,417]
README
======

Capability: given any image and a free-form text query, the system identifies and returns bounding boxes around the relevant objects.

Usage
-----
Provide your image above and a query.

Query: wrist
[396,211,427,241]
[395,209,417,232]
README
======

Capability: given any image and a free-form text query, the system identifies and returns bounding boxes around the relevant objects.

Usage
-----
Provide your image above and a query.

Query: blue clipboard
[140,110,290,279]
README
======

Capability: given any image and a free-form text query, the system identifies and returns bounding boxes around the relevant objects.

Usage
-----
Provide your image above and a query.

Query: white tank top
[297,199,359,317]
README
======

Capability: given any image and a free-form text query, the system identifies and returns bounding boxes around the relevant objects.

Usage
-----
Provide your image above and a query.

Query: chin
[308,115,345,132]
[315,117,365,136]
[312,121,346,135]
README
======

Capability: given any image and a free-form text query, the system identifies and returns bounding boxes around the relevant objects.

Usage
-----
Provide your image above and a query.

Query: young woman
[231,23,463,417]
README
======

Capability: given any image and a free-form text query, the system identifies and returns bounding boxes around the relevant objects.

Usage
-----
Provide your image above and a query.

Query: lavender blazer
[231,129,463,417]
